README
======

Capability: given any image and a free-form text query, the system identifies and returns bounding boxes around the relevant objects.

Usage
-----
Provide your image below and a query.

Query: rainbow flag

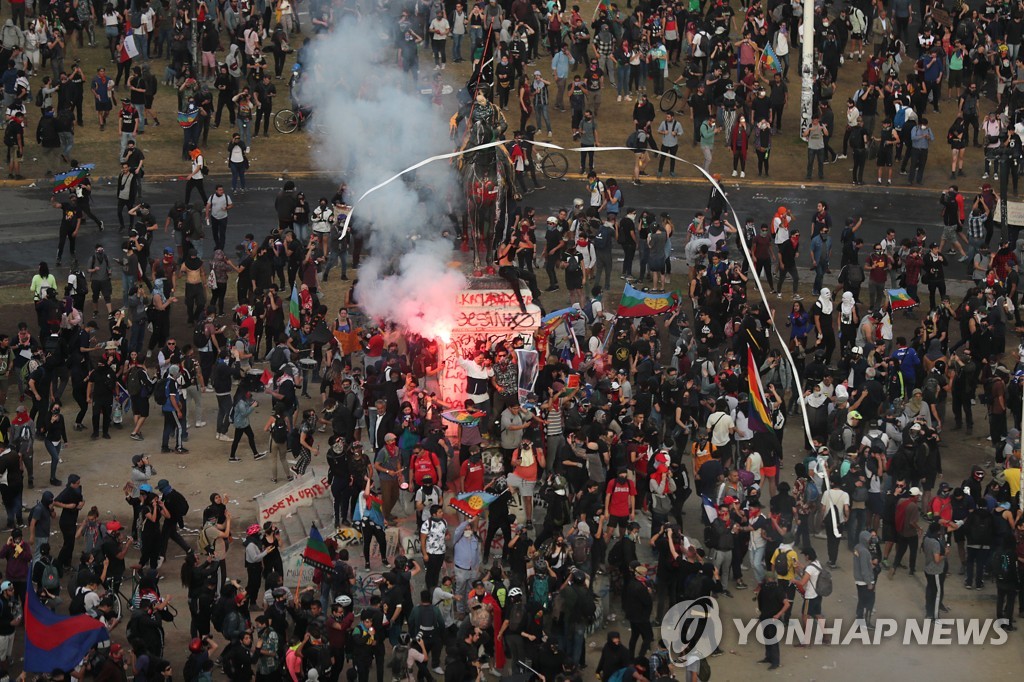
[288,284,301,333]
[761,43,783,74]
[53,164,93,193]
[301,524,333,573]
[887,288,918,311]
[746,347,773,433]
[617,283,680,318]
[449,491,498,517]
[178,108,199,128]
[25,584,110,672]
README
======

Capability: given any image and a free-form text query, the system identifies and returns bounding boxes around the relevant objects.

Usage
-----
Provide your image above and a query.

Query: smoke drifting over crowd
[299,17,466,339]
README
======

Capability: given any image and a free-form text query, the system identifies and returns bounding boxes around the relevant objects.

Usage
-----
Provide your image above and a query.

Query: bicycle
[537,149,569,179]
[659,82,686,113]
[274,108,322,134]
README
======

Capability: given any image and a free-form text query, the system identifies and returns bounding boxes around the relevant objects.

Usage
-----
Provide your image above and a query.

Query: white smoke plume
[299,16,466,339]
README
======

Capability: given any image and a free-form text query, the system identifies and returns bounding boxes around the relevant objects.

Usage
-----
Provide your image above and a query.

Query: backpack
[803,479,821,504]
[571,534,590,564]
[698,658,711,682]
[271,415,289,444]
[922,374,940,404]
[192,321,208,349]
[389,645,411,678]
[68,588,90,615]
[3,121,18,147]
[268,346,288,374]
[197,520,215,555]
[531,573,551,608]
[607,538,624,569]
[971,511,996,546]
[998,550,1015,581]
[40,559,60,592]
[813,561,833,597]
[153,377,169,405]
[773,549,792,575]
[412,452,438,481]
[566,254,582,274]
[828,425,851,453]
[288,427,303,457]
[866,432,887,454]
[221,609,245,640]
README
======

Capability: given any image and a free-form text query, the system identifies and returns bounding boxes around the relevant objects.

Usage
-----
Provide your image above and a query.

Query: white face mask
[464,530,474,538]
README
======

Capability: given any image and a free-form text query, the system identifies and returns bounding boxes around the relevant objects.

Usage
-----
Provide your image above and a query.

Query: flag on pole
[449,491,498,517]
[700,494,718,524]
[119,29,139,63]
[746,347,774,433]
[301,525,333,573]
[53,165,94,193]
[538,306,577,336]
[24,585,110,672]
[288,284,301,333]
[616,284,680,317]
[761,43,783,74]
[887,288,919,311]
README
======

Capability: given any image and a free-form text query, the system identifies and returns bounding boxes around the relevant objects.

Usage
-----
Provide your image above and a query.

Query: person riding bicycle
[289,63,314,122]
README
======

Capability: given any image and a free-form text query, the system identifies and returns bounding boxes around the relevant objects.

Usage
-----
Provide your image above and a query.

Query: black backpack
[153,377,169,405]
[68,588,90,615]
[288,427,303,457]
[271,415,289,444]
[192,321,208,349]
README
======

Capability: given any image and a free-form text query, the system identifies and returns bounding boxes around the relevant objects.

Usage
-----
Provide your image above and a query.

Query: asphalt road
[0,174,971,282]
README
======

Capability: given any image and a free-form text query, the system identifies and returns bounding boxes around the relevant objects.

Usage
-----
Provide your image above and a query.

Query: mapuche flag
[25,584,110,672]
[616,283,680,317]
[302,524,334,573]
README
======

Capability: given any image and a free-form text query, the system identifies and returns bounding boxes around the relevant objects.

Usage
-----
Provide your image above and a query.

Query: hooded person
[852,530,876,626]
[596,631,632,681]
[839,290,858,350]
[813,287,836,362]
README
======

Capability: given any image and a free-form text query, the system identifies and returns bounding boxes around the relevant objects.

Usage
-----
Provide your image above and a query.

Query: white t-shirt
[821,488,850,523]
[804,561,821,599]
[429,17,450,39]
[745,452,763,481]
[707,411,735,447]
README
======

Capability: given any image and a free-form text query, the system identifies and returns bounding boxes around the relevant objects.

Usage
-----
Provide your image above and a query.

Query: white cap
[909,487,923,496]
[547,216,558,224]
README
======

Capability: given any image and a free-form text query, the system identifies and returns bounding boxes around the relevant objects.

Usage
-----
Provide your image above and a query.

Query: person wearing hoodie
[989,534,1018,630]
[597,631,632,680]
[922,521,947,619]
[756,571,789,670]
[622,562,654,657]
[34,106,60,172]
[852,530,877,627]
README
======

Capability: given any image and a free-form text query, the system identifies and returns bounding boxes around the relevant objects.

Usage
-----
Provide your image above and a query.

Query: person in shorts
[506,439,544,530]
[875,119,897,185]
[604,468,636,538]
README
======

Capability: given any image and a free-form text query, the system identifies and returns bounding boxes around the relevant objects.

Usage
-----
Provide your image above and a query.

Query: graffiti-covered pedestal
[438,276,542,408]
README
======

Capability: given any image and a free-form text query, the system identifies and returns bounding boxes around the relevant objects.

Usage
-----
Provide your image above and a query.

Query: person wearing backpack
[32,543,62,602]
[159,364,188,454]
[795,547,828,644]
[263,409,292,483]
[890,486,923,578]
[963,501,996,589]
[989,534,1018,629]
[408,589,444,672]
[819,481,850,569]
[27,490,54,555]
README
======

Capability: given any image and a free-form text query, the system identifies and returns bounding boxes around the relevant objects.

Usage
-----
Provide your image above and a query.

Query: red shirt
[239,317,256,346]
[461,459,486,492]
[606,478,636,517]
